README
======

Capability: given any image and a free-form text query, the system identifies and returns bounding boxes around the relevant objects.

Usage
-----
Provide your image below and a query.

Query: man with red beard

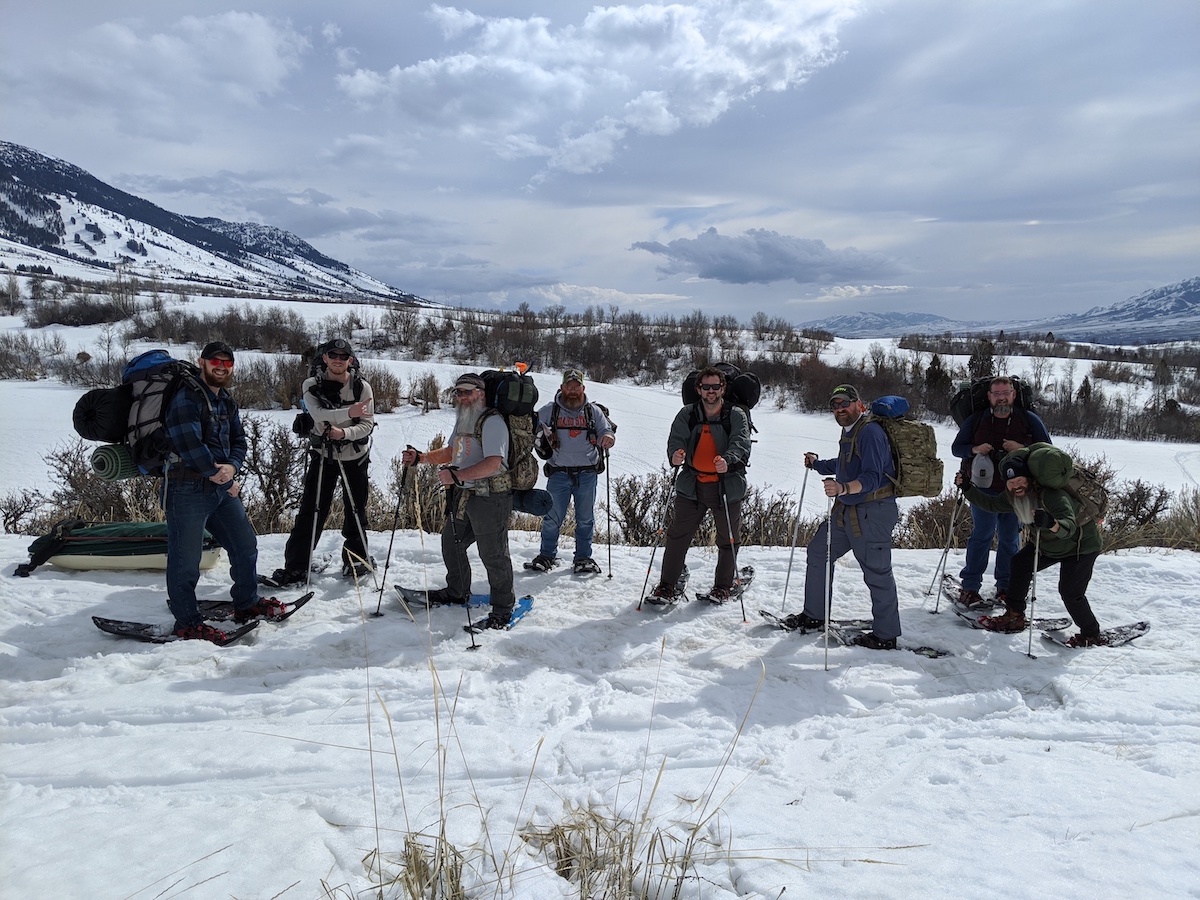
[958,452,1106,646]
[163,341,283,642]
[402,373,516,629]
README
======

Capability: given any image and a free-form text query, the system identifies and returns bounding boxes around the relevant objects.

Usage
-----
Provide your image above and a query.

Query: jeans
[539,469,597,561]
[802,498,901,639]
[442,489,515,617]
[164,478,259,628]
[959,501,1020,593]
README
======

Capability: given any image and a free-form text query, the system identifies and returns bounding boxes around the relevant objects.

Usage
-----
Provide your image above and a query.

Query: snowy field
[2,301,1200,897]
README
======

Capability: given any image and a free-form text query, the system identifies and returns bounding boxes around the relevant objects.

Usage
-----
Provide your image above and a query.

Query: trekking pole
[823,492,835,672]
[718,477,746,623]
[336,455,379,592]
[637,466,680,611]
[371,459,410,617]
[1025,527,1041,659]
[927,491,966,613]
[781,466,811,610]
[305,444,328,592]
[605,448,612,580]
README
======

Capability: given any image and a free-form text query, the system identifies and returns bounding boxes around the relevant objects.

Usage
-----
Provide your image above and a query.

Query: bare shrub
[359,363,401,413]
[409,371,443,411]
[897,491,974,550]
[238,415,308,534]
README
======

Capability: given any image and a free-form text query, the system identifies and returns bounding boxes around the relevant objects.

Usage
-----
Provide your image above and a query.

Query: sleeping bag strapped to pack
[475,366,550,515]
[72,349,211,476]
[680,362,762,468]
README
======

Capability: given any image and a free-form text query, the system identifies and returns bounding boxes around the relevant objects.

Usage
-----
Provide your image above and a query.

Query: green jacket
[667,401,752,502]
[963,483,1102,557]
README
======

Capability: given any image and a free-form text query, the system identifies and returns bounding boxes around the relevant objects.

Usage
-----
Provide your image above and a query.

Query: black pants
[659,481,742,590]
[284,452,370,570]
[1006,542,1101,637]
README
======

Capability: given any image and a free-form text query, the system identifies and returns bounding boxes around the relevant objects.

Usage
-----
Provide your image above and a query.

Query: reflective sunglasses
[206,357,234,369]
[830,398,853,410]
[326,351,351,361]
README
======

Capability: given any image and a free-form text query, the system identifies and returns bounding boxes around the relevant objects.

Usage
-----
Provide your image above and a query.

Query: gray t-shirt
[451,412,508,488]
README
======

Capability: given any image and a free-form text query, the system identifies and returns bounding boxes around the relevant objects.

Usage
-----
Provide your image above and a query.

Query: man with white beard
[402,373,516,629]
[957,452,1106,646]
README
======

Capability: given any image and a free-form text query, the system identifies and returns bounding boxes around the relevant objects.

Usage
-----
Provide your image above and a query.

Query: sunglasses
[830,398,853,410]
[326,351,351,361]
[698,383,723,392]
[206,358,234,369]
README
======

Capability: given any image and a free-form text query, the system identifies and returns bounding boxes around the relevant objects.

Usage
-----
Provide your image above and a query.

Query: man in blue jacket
[163,341,282,641]
[791,384,900,649]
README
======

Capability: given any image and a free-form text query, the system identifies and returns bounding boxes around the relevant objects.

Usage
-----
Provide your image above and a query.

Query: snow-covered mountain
[0,141,423,303]
[801,278,1200,342]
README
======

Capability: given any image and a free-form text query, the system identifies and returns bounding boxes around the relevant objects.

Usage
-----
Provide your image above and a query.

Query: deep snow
[2,302,1200,897]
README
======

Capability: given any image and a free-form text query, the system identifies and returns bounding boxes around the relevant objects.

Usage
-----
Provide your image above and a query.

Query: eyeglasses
[698,383,723,392]
[453,388,478,397]
[326,351,351,361]
[988,390,1014,397]
[206,358,234,369]
[830,399,853,410]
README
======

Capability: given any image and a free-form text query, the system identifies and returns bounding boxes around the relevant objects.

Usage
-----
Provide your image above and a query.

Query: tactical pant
[442,489,515,618]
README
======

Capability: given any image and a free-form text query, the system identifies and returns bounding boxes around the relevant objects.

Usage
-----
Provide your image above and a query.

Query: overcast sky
[3,1,1197,323]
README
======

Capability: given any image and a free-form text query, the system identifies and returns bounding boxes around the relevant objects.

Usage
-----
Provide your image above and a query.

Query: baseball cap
[455,373,486,391]
[562,367,585,385]
[200,341,235,361]
[324,337,353,356]
[829,384,859,403]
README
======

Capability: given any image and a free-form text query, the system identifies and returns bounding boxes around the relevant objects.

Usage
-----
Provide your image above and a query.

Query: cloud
[334,0,863,175]
[632,227,901,285]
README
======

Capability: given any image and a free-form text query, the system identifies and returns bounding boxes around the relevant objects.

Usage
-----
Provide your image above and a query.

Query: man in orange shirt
[647,367,752,604]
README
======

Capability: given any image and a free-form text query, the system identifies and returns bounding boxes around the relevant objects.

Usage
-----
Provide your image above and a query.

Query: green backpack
[1023,443,1109,527]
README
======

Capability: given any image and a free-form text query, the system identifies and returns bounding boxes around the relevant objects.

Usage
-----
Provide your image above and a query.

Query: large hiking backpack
[950,376,1035,426]
[72,349,211,476]
[859,396,944,498]
[682,363,761,422]
[1023,442,1109,526]
[475,368,540,493]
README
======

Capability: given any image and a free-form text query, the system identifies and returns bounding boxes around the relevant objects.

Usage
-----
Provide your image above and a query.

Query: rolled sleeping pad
[91,443,139,481]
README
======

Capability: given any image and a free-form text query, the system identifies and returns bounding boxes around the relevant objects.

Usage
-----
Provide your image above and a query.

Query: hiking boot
[994,588,1009,606]
[646,582,684,605]
[269,567,307,587]
[851,632,897,650]
[173,622,232,643]
[707,585,735,603]
[572,557,602,575]
[528,554,559,572]
[426,588,468,607]
[782,612,825,631]
[480,610,513,630]
[980,609,1028,633]
[956,589,988,611]
[234,597,288,624]
[342,557,376,579]
[1066,633,1109,648]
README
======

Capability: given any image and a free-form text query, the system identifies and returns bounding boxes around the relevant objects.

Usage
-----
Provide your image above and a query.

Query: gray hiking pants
[441,489,515,617]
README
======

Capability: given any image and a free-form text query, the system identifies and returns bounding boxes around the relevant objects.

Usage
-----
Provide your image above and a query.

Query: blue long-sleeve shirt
[812,415,895,504]
[164,384,246,477]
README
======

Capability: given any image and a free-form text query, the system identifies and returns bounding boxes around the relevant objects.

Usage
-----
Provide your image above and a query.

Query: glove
[1032,509,1055,529]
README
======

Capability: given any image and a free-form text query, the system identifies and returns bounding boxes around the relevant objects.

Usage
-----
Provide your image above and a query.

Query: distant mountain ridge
[0,140,421,303]
[799,277,1200,343]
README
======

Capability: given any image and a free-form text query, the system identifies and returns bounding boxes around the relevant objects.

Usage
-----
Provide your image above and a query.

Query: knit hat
[1002,455,1031,481]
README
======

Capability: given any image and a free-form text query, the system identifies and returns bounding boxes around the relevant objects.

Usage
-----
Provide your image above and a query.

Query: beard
[202,367,230,389]
[455,397,485,434]
[992,402,1012,416]
[1011,492,1036,526]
